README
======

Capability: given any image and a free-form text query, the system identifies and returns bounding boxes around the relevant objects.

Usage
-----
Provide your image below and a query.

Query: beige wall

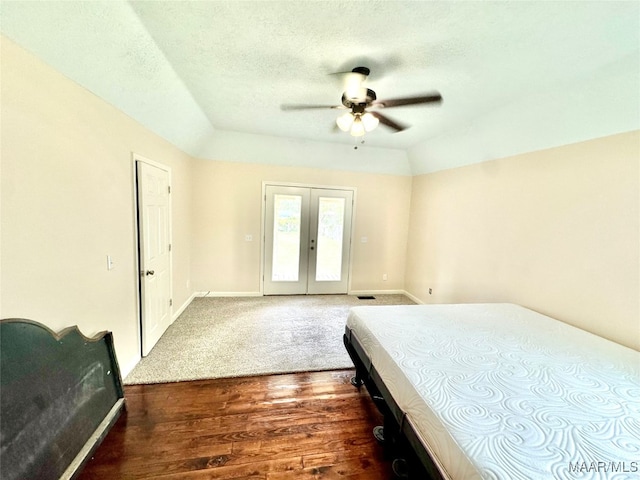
[405,131,640,350]
[190,159,412,294]
[0,37,193,375]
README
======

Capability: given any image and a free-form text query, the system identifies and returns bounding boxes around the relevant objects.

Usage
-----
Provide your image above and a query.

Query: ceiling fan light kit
[336,112,355,132]
[362,112,379,131]
[336,112,379,136]
[281,66,443,141]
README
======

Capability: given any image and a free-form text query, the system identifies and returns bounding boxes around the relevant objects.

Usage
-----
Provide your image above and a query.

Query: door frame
[132,152,173,357]
[260,181,357,295]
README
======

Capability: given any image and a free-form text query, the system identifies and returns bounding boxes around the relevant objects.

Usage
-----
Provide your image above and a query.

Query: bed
[343,303,640,479]
[0,319,125,480]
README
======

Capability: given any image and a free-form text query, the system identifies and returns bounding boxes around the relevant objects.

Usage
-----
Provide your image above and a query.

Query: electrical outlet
[429,288,433,295]
[382,273,388,281]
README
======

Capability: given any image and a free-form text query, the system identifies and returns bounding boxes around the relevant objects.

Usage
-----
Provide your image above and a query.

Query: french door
[264,185,354,295]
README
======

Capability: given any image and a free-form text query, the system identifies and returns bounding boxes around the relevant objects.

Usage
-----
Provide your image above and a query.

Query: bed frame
[344,326,444,480]
[0,319,125,480]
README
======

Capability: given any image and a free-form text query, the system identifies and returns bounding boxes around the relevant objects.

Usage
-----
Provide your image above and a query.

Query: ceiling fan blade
[371,112,408,132]
[281,104,344,111]
[372,92,442,108]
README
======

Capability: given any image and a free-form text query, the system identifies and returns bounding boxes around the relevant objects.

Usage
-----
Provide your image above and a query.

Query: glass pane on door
[272,194,302,281]
[315,196,345,281]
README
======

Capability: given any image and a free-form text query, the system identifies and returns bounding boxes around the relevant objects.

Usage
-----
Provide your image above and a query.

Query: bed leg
[350,374,363,388]
[392,458,409,479]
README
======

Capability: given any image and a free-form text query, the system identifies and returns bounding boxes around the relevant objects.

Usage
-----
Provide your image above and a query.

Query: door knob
[146,270,155,276]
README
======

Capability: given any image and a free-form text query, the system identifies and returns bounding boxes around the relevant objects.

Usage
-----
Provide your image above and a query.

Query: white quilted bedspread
[346,303,640,480]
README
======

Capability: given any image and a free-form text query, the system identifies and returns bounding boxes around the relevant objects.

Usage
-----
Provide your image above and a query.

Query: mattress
[346,303,640,480]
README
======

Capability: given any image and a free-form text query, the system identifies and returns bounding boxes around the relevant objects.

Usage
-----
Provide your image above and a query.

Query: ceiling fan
[281,66,442,137]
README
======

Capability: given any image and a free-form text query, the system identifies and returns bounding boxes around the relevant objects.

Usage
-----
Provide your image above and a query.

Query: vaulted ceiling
[2,1,638,175]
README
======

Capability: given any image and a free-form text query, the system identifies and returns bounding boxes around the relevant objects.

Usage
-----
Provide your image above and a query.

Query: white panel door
[263,185,353,295]
[137,161,172,356]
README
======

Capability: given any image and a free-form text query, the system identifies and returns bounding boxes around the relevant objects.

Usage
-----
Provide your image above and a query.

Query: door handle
[146,270,155,276]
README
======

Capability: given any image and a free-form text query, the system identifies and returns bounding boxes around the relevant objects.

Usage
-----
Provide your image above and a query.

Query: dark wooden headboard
[0,319,125,480]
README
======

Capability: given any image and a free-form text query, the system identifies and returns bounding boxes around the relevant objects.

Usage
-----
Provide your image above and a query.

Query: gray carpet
[124,294,415,384]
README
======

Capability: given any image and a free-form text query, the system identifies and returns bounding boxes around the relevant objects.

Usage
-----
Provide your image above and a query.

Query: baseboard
[122,292,196,381]
[348,289,406,296]
[193,290,420,301]
[349,289,425,304]
[120,354,140,379]
[196,291,263,298]
[402,290,425,304]
[173,292,196,321]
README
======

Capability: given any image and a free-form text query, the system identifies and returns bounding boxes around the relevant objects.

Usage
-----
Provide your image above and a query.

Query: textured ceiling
[1,1,639,174]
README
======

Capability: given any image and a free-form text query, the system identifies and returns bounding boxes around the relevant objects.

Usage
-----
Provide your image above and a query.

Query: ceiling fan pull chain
[353,136,366,150]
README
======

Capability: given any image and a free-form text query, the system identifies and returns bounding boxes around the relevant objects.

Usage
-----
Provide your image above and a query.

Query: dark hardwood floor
[78,369,395,479]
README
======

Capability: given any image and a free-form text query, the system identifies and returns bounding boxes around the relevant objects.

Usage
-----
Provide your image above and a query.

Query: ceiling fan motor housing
[341,88,377,112]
